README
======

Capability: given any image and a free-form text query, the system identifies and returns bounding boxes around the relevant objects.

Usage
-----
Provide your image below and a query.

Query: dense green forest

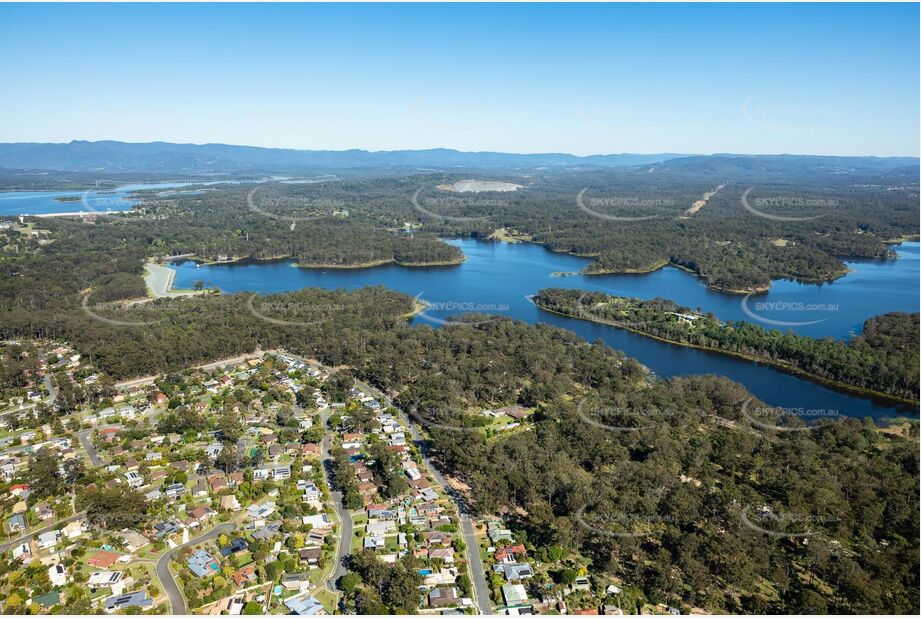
[1,262,917,613]
[533,289,920,402]
[0,166,918,614]
[3,164,916,294]
[120,168,916,292]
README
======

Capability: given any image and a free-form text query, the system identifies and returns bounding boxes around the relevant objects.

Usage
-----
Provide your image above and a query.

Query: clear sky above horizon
[0,2,918,157]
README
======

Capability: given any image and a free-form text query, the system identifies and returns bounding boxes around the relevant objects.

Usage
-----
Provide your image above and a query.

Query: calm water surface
[0,177,291,215]
[172,239,920,421]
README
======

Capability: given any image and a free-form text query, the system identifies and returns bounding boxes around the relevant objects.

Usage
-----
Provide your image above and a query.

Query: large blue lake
[0,178,289,216]
[173,239,920,421]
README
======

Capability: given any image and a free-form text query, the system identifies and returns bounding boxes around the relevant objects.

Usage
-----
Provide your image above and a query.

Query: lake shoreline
[484,231,892,296]
[531,298,919,409]
[167,253,465,271]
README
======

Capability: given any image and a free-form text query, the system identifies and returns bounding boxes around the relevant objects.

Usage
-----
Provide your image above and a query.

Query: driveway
[155,522,236,614]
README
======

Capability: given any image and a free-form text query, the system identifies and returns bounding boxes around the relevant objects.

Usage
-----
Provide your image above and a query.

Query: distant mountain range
[0,140,685,172]
[0,141,916,177]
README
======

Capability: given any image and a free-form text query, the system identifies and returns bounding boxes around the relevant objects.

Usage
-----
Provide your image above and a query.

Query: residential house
[252,468,270,481]
[221,495,242,512]
[495,405,530,420]
[89,570,124,588]
[104,591,153,613]
[301,513,331,530]
[367,520,396,536]
[164,483,186,500]
[247,502,276,519]
[502,583,529,606]
[232,565,258,587]
[118,529,150,553]
[219,538,248,557]
[299,546,322,567]
[429,547,455,564]
[187,550,219,577]
[153,521,180,539]
[191,478,208,497]
[284,595,326,616]
[8,513,26,533]
[251,521,282,540]
[88,551,121,569]
[63,520,84,539]
[429,587,459,608]
[36,530,61,549]
[48,564,67,586]
[209,475,228,492]
[567,576,592,595]
[188,505,215,525]
[495,563,534,581]
[34,502,54,521]
[281,572,310,591]
[495,544,527,564]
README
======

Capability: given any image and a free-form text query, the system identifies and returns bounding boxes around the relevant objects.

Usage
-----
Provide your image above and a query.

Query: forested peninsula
[533,288,920,402]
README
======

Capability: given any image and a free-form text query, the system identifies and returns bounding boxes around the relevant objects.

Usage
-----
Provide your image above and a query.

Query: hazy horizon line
[2,139,918,160]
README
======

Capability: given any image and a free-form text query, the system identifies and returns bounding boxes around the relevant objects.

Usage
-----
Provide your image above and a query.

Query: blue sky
[0,2,917,156]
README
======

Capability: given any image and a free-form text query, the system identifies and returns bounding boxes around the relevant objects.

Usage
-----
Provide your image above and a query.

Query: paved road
[321,413,352,594]
[43,374,58,403]
[460,516,493,614]
[156,522,236,614]
[351,378,493,614]
[272,352,492,612]
[75,429,104,467]
[0,511,86,552]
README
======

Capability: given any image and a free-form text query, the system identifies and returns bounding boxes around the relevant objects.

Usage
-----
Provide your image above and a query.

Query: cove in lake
[172,239,920,422]
[0,176,305,216]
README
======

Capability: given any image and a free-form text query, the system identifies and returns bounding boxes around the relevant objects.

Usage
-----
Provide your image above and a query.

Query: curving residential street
[155,522,236,614]
[75,429,104,467]
[321,413,352,595]
[0,511,86,553]
[352,378,493,615]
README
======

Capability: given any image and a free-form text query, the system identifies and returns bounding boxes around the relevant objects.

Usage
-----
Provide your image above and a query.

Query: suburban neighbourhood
[2,342,680,615]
